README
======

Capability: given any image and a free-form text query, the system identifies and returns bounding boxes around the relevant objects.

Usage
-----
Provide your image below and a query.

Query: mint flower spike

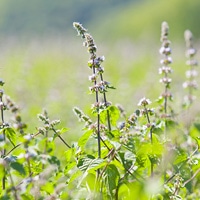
[138,97,151,107]
[161,21,169,40]
[183,29,198,106]
[158,21,173,118]
[73,22,113,161]
[84,33,97,54]
[73,22,87,39]
[184,30,193,49]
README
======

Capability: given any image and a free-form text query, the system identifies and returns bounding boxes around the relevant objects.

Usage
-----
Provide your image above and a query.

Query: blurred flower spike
[138,97,152,107]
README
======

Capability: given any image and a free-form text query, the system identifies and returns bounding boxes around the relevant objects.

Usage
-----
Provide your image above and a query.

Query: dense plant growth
[0,21,200,200]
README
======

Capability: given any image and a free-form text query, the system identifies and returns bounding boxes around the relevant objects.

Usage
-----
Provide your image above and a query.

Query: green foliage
[0,21,200,200]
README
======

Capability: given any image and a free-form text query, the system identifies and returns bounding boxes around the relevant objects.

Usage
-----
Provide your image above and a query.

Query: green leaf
[48,156,60,167]
[194,123,200,132]
[64,162,76,175]
[110,159,124,171]
[108,106,120,126]
[173,152,188,166]
[110,130,121,138]
[78,129,93,149]
[0,159,5,179]
[136,153,149,169]
[106,164,120,196]
[68,169,82,184]
[59,127,69,134]
[65,148,74,162]
[190,126,200,138]
[127,181,148,200]
[4,127,16,146]
[0,194,12,200]
[118,183,130,199]
[20,193,34,200]
[41,182,54,193]
[156,96,164,104]
[84,173,96,191]
[10,162,26,175]
[77,156,106,173]
[194,137,200,149]
[100,106,120,127]
[124,151,136,162]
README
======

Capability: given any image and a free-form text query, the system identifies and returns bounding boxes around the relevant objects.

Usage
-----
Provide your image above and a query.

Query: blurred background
[0,0,200,140]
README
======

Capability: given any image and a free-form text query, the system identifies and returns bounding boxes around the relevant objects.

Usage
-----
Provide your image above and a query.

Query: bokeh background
[0,0,200,140]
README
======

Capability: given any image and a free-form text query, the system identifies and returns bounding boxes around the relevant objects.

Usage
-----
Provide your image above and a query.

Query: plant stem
[8,169,19,200]
[92,62,101,159]
[6,132,41,156]
[51,126,71,148]
[99,73,111,132]
[25,145,32,177]
[182,168,200,187]
[144,106,153,144]
[0,95,6,190]
[144,105,154,176]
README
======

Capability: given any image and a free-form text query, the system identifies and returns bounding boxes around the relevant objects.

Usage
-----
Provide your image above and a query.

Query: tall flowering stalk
[0,80,6,190]
[138,97,155,177]
[183,30,198,107]
[73,22,113,159]
[159,21,173,119]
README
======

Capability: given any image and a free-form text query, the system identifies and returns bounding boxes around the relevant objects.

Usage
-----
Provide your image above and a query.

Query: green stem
[8,168,19,200]
[144,105,154,177]
[92,62,101,159]
[100,73,111,132]
[51,126,71,148]
[0,96,6,190]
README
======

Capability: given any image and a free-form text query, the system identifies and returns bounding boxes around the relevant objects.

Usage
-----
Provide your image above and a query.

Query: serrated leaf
[10,162,26,175]
[78,129,93,149]
[137,139,163,157]
[100,106,120,127]
[106,164,120,196]
[77,156,106,173]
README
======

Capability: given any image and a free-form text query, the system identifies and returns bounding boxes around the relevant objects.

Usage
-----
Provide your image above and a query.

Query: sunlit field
[1,19,200,198]
[0,35,197,136]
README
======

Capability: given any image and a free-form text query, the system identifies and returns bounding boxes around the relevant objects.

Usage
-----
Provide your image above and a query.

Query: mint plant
[0,21,200,199]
